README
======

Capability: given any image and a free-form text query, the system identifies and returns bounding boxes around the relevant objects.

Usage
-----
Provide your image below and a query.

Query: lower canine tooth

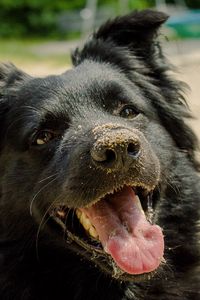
[82,217,92,231]
[135,195,145,215]
[56,210,66,219]
[76,209,82,219]
[89,226,98,239]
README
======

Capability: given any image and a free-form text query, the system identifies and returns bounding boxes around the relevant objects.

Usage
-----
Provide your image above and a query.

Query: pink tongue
[80,186,164,275]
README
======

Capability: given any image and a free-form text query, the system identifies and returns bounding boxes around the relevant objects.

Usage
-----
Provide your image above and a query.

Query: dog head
[0,10,198,282]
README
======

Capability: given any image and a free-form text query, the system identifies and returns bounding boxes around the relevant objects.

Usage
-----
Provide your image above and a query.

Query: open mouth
[50,184,164,281]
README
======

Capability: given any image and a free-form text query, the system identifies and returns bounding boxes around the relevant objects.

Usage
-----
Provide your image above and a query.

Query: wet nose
[91,129,141,170]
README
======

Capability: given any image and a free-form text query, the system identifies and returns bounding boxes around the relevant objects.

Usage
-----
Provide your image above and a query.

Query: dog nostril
[127,142,140,158]
[105,149,116,163]
[91,148,116,163]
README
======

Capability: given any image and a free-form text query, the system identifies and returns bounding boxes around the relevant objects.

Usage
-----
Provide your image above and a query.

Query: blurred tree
[166,0,200,8]
[183,0,200,8]
[129,0,154,9]
[0,0,86,37]
[0,0,199,38]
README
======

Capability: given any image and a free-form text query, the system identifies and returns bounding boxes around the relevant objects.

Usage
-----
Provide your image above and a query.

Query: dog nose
[91,129,141,170]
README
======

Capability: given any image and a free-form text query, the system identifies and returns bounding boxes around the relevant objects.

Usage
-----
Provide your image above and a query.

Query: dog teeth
[76,209,98,239]
[89,226,98,239]
[135,195,145,215]
[56,210,66,219]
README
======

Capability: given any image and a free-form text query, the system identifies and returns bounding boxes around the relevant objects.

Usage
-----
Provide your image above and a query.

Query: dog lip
[84,182,156,209]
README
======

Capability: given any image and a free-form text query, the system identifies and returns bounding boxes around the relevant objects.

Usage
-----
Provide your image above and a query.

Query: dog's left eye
[119,105,139,119]
[33,130,57,146]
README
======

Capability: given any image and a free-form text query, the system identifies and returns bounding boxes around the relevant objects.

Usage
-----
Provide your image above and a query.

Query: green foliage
[0,0,199,38]
[0,0,86,37]
[129,0,154,9]
[167,0,200,9]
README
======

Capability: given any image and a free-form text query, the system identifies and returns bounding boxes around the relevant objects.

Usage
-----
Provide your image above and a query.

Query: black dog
[0,10,199,300]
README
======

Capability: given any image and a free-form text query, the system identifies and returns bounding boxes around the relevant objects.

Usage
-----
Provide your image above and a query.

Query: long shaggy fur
[0,10,199,300]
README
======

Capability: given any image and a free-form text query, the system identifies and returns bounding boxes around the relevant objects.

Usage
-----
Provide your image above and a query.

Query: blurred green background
[0,0,199,74]
[0,0,199,38]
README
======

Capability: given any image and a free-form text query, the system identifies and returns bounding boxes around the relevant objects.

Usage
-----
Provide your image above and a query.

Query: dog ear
[0,63,30,94]
[0,63,32,112]
[0,63,31,142]
[72,10,168,65]
[93,10,168,51]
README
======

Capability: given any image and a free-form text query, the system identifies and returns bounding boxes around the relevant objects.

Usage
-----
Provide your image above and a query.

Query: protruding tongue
[80,186,164,275]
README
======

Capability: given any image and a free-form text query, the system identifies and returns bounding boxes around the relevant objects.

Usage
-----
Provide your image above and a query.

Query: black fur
[0,10,199,300]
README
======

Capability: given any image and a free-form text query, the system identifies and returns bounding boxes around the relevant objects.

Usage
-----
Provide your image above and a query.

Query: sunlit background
[0,0,199,140]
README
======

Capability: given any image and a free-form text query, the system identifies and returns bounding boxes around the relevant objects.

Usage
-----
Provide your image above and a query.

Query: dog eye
[119,106,139,119]
[34,131,56,146]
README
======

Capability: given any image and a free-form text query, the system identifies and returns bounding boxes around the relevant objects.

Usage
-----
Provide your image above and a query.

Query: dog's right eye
[119,105,140,119]
[32,130,57,146]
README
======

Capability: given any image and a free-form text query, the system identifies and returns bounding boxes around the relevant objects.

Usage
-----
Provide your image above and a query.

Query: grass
[0,39,71,76]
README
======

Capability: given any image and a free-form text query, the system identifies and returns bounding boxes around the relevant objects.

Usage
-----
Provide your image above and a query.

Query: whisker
[71,208,76,232]
[35,197,61,261]
[164,175,181,196]
[63,208,73,241]
[38,173,59,183]
[5,116,29,138]
[29,176,58,216]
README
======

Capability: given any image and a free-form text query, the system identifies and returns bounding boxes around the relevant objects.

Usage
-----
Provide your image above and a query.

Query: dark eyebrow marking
[38,107,70,130]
